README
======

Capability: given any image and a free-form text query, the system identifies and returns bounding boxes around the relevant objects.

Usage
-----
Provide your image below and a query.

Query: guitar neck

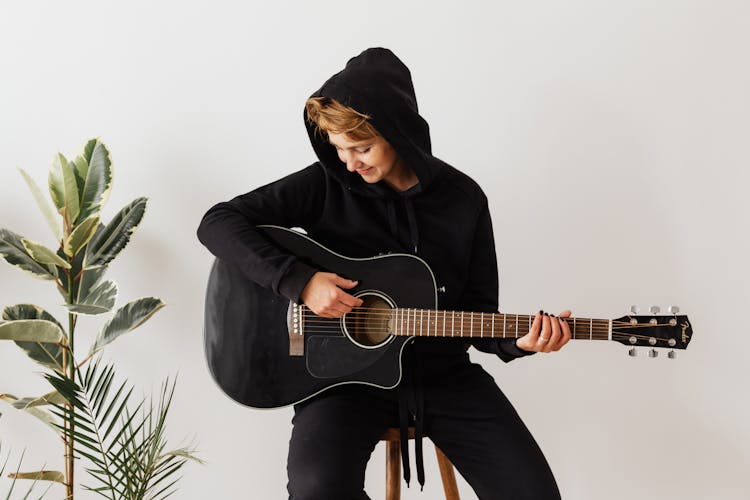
[390,308,611,341]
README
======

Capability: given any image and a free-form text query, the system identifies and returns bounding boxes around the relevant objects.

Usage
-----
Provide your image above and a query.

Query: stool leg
[385,440,401,500]
[435,446,460,500]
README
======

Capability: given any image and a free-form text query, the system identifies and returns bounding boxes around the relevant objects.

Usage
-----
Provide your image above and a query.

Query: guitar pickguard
[306,335,389,379]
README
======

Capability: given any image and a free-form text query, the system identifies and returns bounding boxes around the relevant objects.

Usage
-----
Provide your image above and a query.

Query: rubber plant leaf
[64,279,118,315]
[2,304,66,374]
[63,215,99,257]
[74,138,113,225]
[17,167,62,242]
[84,197,147,269]
[20,237,71,269]
[89,297,165,356]
[0,228,57,280]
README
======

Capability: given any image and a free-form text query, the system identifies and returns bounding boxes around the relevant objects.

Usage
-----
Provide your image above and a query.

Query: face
[327,131,406,187]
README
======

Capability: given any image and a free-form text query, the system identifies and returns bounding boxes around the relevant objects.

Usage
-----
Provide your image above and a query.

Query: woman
[197,46,570,500]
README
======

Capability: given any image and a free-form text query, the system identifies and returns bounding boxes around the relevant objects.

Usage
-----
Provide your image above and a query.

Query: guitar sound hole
[343,293,393,348]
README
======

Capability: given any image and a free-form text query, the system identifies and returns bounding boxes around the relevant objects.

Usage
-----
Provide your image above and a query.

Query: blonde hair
[305,96,380,142]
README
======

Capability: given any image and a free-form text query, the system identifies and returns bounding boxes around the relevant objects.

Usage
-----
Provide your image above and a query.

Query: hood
[303,47,445,197]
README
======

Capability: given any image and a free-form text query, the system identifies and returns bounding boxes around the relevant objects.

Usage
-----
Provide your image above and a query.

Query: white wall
[1,1,748,498]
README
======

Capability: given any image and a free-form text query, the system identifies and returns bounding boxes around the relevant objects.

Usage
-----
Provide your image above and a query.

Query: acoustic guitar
[203,225,693,408]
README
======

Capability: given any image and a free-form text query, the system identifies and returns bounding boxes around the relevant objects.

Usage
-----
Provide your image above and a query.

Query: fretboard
[390,308,610,341]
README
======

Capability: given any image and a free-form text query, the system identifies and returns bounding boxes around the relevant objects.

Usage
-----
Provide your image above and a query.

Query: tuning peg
[649,306,660,315]
[629,305,640,314]
[649,349,659,358]
[628,348,638,357]
[668,350,676,359]
[668,306,680,315]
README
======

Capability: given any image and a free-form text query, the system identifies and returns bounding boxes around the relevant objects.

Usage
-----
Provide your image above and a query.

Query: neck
[390,308,611,341]
[384,162,419,192]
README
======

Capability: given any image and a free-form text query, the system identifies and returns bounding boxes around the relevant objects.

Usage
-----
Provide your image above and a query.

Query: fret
[480,312,484,337]
[470,312,473,337]
[461,311,465,337]
[442,310,446,337]
[515,315,518,338]
[420,309,423,336]
[608,319,612,341]
[503,314,506,338]
[452,311,455,337]
[427,310,431,337]
[491,314,495,338]
[573,317,577,339]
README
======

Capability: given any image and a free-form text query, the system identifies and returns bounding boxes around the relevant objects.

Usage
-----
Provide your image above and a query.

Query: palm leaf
[45,362,194,499]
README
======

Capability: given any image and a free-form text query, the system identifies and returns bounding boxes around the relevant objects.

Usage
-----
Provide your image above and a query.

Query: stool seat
[380,427,460,500]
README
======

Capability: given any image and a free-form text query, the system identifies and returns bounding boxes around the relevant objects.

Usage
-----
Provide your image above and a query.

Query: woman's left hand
[515,310,572,353]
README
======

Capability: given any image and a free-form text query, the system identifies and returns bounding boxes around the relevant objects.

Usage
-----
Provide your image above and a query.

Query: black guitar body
[203,225,437,408]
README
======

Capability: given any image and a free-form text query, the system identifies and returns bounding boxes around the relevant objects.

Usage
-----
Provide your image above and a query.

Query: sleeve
[196,163,326,303]
[457,199,536,363]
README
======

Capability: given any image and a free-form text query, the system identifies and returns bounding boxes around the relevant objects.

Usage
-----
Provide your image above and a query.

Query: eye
[356,147,371,154]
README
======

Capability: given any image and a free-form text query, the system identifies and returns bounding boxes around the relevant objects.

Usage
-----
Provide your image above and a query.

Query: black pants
[286,353,561,500]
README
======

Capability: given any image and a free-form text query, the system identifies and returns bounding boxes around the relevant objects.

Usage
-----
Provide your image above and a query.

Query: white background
[1,1,748,499]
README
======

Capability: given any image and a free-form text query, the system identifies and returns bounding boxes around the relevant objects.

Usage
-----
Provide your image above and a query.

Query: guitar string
[299,314,665,329]
[305,318,658,335]
[297,324,666,340]
[298,308,674,325]
[296,329,666,344]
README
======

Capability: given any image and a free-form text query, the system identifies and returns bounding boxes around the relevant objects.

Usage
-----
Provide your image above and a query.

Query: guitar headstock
[611,305,693,358]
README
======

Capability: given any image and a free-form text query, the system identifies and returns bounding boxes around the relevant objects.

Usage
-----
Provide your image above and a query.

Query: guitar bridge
[287,302,304,356]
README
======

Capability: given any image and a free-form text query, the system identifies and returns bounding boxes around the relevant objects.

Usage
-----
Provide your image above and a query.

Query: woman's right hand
[300,272,364,318]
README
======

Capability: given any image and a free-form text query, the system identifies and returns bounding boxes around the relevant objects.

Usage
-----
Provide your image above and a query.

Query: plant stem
[66,262,77,499]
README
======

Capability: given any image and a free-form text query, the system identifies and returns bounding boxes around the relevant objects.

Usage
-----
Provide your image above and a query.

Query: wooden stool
[381,427,460,500]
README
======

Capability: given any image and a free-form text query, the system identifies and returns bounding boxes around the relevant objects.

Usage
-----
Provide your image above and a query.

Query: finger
[537,313,552,351]
[529,310,542,340]
[545,314,562,353]
[337,289,363,308]
[320,302,351,318]
[515,310,543,352]
[553,314,572,351]
[335,275,359,289]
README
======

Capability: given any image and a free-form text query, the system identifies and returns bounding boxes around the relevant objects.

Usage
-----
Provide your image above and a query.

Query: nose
[340,150,361,172]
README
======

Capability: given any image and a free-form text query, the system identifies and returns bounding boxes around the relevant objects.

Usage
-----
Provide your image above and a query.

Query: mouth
[356,167,373,175]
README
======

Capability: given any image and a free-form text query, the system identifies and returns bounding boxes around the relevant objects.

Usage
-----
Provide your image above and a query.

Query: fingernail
[550,314,555,318]
[544,312,549,316]
[538,309,543,315]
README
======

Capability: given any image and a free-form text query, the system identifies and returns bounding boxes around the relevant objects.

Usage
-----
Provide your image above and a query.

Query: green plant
[1,432,57,499]
[0,138,199,499]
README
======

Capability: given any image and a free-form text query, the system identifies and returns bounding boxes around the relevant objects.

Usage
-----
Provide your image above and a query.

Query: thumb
[335,275,359,289]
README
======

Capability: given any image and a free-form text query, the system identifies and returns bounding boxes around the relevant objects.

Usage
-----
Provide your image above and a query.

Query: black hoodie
[196,47,533,364]
[197,46,536,489]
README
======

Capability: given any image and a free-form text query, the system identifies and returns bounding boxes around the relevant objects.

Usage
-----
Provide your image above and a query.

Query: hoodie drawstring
[404,198,420,254]
[397,343,426,490]
[385,195,425,489]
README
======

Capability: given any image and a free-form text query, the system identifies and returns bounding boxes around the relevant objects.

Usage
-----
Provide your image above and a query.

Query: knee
[287,464,364,500]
